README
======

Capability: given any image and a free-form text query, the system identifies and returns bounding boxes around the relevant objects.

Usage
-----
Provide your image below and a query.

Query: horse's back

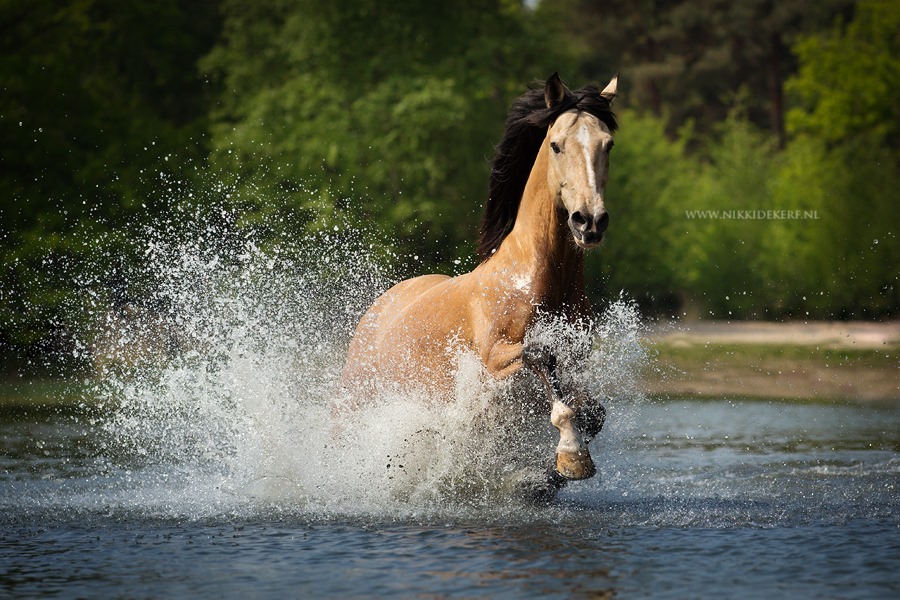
[342,273,459,395]
[353,273,453,338]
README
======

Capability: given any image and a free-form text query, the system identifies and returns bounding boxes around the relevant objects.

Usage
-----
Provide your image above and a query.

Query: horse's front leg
[521,344,597,481]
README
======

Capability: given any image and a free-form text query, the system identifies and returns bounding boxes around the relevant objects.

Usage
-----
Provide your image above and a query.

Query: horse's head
[544,73,618,249]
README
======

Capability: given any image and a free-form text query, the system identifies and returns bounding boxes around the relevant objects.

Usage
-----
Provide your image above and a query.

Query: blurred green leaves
[0,0,220,360]
[1,0,898,367]
[200,0,572,265]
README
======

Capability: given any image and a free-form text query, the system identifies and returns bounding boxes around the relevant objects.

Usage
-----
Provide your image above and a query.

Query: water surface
[2,395,897,599]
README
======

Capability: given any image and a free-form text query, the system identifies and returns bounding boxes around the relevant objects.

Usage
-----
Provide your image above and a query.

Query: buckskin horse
[341,73,618,494]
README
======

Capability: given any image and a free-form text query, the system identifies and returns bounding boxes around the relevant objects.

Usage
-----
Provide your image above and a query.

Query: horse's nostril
[571,211,591,230]
[596,211,610,233]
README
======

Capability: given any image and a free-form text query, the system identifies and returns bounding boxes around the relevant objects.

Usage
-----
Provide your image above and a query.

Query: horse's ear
[600,74,618,104]
[545,72,566,108]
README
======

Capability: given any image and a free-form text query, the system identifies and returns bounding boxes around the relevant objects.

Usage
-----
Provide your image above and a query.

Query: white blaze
[577,124,597,193]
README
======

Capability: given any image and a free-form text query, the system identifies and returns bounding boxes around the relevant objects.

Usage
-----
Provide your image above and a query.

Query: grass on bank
[644,341,899,402]
[650,342,898,369]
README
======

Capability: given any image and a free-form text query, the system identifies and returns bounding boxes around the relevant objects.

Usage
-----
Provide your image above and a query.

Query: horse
[340,73,618,492]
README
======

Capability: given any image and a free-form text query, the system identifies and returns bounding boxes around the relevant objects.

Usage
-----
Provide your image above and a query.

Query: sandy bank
[640,321,899,402]
[646,320,900,349]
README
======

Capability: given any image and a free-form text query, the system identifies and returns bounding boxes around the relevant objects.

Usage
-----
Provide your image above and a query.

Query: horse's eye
[550,142,561,154]
[606,141,615,153]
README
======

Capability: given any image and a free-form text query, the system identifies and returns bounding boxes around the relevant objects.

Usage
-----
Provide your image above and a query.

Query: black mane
[477,78,618,262]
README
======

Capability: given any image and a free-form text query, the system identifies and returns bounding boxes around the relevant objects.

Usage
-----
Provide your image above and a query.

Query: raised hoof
[555,449,597,480]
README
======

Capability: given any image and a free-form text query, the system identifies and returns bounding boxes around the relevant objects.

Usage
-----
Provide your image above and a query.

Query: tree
[587,110,693,315]
[0,0,220,361]
[787,0,900,148]
[782,0,900,317]
[545,0,853,144]
[201,0,577,269]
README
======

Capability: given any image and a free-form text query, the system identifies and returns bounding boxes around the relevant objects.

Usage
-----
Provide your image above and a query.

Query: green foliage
[596,93,897,320]
[200,0,576,268]
[689,114,783,317]
[591,1,899,320]
[547,0,854,141]
[781,0,900,317]
[596,110,791,319]
[0,0,220,355]
[786,0,900,147]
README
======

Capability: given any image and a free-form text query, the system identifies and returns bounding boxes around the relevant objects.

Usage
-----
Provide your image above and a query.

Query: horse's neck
[493,143,587,311]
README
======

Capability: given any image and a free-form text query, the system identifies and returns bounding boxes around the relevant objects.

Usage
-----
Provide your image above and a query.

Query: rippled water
[2,395,898,599]
[2,208,898,597]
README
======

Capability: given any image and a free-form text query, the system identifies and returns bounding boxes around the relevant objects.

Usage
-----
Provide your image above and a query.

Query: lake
[2,392,897,599]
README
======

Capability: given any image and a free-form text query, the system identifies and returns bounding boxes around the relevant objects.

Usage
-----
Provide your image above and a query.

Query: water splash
[65,200,649,520]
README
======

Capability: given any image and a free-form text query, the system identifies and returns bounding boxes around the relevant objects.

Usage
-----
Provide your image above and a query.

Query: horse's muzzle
[573,232,604,248]
[569,209,609,248]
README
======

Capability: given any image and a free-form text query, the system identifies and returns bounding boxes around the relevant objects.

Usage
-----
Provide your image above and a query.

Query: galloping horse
[341,73,618,488]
